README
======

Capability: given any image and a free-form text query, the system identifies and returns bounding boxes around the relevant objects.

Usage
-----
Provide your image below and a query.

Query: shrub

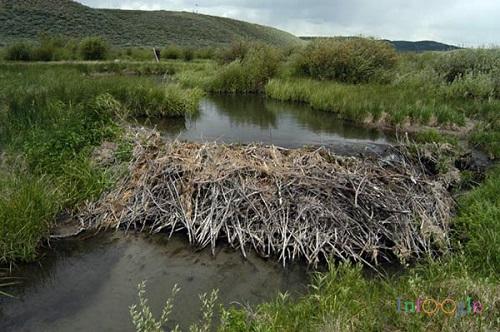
[433,49,500,82]
[162,45,182,59]
[292,37,398,83]
[80,36,109,60]
[33,44,56,61]
[195,47,216,59]
[210,43,281,93]
[182,48,194,61]
[32,35,68,61]
[4,42,33,61]
[216,40,250,64]
[446,72,495,100]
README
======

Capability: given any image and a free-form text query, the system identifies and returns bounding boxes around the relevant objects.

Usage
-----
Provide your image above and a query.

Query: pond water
[0,233,308,331]
[140,95,393,154]
[0,96,392,331]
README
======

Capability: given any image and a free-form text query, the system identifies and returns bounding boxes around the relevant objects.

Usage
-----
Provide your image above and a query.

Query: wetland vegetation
[0,35,499,331]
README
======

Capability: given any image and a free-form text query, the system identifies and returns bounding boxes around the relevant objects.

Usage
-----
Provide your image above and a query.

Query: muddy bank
[0,232,308,332]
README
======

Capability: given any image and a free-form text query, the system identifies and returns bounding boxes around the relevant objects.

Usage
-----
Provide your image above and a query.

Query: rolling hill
[299,37,460,52]
[0,0,303,47]
[385,40,460,52]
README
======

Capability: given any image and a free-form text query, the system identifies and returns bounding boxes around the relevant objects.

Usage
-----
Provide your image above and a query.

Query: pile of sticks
[79,131,453,267]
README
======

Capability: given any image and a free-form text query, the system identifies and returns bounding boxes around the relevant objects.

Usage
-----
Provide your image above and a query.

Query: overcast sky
[79,0,499,46]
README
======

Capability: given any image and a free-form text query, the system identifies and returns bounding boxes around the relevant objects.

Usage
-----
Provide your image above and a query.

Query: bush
[162,45,182,59]
[182,48,195,61]
[216,40,250,64]
[32,35,69,61]
[433,48,500,82]
[80,36,109,60]
[210,43,281,93]
[4,42,33,61]
[292,37,398,83]
[33,44,56,61]
[446,72,495,99]
[195,47,216,59]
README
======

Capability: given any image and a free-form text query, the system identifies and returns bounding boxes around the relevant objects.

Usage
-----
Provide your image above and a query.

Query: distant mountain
[0,0,303,47]
[386,40,461,52]
[299,36,460,52]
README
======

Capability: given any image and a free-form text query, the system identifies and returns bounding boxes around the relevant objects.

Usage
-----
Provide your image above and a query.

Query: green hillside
[0,0,303,47]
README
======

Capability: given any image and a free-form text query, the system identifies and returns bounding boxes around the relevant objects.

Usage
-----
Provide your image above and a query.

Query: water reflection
[0,233,307,332]
[144,95,391,148]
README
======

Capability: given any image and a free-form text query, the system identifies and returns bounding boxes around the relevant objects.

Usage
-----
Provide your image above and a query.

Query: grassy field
[0,38,499,331]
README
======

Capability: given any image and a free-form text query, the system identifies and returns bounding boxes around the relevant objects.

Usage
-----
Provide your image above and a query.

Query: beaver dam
[79,129,454,268]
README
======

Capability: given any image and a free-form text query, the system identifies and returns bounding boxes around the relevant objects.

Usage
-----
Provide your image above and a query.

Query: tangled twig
[79,130,453,268]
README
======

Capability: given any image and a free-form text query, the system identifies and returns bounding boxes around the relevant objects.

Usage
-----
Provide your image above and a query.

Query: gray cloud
[79,0,500,46]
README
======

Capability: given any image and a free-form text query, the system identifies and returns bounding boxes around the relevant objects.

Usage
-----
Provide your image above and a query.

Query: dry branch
[79,130,454,267]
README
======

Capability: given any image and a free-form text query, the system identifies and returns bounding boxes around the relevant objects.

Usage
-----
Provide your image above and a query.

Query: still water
[142,95,392,153]
[0,233,307,331]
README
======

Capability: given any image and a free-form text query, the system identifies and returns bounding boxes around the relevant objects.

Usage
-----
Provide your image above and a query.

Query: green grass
[0,60,212,75]
[0,0,302,48]
[0,170,59,263]
[454,166,500,275]
[0,65,203,262]
[265,78,476,126]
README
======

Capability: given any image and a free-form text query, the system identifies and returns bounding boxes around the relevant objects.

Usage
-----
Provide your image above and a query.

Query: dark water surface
[0,233,308,331]
[141,95,392,153]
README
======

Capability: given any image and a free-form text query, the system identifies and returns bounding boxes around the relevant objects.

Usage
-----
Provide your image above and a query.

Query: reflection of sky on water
[145,95,392,148]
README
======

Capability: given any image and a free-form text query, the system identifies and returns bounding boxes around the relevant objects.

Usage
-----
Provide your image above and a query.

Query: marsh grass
[0,65,203,262]
[265,78,472,126]
[413,129,459,145]
[130,281,219,332]
[0,170,59,263]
